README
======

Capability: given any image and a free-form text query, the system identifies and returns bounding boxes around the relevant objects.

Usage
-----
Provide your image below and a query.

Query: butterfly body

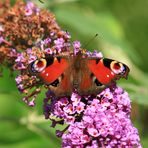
[29,52,129,97]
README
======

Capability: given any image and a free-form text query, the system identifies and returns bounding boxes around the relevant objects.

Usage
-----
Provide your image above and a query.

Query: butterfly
[28,51,130,97]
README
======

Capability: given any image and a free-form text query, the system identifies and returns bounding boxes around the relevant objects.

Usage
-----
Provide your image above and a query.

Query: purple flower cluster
[44,85,142,148]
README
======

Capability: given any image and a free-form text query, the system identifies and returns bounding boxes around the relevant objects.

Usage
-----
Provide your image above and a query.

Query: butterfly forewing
[39,57,69,84]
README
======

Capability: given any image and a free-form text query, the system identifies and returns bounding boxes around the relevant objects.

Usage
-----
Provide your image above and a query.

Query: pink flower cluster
[44,85,142,148]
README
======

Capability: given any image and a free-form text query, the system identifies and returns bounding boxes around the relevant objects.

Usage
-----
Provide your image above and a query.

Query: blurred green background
[0,0,148,147]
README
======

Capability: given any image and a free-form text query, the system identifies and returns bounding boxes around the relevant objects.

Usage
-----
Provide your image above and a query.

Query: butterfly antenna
[82,34,98,49]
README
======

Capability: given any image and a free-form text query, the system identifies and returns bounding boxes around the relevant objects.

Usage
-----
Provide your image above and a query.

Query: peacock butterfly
[28,51,129,97]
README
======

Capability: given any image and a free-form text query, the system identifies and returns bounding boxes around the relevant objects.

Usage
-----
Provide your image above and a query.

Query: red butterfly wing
[39,58,69,84]
[87,58,129,85]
